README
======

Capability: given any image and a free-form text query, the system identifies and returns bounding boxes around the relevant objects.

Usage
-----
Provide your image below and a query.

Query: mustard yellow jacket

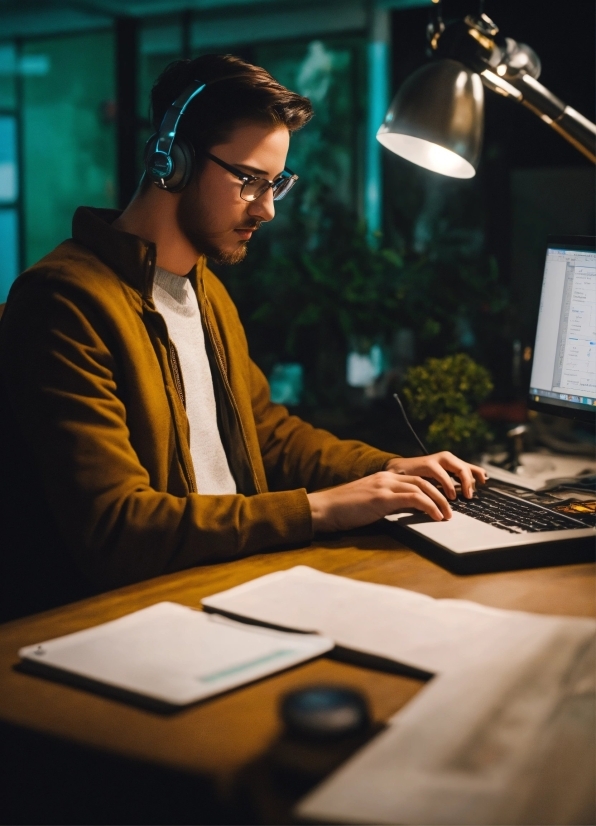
[0,207,396,619]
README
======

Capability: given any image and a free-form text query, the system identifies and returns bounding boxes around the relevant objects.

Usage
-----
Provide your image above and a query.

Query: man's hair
[150,53,313,156]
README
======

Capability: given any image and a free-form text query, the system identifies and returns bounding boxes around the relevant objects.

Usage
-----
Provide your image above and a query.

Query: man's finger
[394,476,452,519]
[407,491,446,521]
[469,463,488,484]
[426,463,457,500]
[417,478,452,518]
[439,454,482,499]
[457,464,476,498]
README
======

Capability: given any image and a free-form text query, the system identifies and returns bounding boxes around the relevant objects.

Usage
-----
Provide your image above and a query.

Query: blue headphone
[145,74,248,192]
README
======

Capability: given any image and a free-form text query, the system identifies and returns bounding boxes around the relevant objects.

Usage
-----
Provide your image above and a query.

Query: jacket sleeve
[0,281,313,592]
[249,359,399,493]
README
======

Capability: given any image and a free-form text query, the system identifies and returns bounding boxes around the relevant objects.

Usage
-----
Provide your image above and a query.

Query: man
[0,54,485,621]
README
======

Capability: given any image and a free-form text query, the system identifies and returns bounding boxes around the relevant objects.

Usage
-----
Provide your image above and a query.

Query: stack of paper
[203,566,596,824]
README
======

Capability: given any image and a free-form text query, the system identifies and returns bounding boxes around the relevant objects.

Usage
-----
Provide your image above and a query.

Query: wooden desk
[1,531,594,824]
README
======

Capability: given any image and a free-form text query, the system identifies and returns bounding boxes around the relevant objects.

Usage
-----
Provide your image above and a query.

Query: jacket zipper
[203,300,262,495]
[169,341,186,409]
[166,337,195,493]
[144,272,194,493]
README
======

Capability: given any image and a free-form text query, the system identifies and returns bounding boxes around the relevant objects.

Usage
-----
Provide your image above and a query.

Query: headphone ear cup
[143,134,195,192]
[144,133,161,184]
[163,137,195,192]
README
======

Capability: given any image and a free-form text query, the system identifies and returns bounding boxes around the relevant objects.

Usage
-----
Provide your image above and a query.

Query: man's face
[178,122,290,265]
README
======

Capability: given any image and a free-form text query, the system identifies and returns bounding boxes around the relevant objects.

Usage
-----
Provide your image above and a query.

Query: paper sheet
[202,565,594,675]
[19,602,333,707]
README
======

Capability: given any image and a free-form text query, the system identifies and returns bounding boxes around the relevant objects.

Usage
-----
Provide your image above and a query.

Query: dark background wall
[388,0,595,398]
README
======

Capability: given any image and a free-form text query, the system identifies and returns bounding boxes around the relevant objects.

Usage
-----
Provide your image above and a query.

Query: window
[21,31,116,268]
[0,44,19,302]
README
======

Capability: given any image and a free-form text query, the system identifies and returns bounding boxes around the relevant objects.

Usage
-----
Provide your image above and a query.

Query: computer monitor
[528,235,596,424]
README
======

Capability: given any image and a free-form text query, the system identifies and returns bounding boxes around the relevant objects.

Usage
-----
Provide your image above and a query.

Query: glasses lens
[272,176,296,202]
[241,180,269,202]
[240,174,297,202]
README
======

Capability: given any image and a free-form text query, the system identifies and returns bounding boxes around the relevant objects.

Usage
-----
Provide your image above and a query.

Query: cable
[393,393,430,456]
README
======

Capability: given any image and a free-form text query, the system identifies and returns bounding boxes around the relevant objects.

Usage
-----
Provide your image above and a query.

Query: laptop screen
[528,235,596,421]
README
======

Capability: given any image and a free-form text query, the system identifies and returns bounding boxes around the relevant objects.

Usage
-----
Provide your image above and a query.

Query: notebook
[18,601,333,710]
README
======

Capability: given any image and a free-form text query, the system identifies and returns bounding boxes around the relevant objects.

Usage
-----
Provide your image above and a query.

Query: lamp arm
[480,69,596,163]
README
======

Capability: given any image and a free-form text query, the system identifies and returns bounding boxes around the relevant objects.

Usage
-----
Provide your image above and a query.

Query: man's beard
[177,190,256,265]
[181,223,250,265]
[208,241,249,266]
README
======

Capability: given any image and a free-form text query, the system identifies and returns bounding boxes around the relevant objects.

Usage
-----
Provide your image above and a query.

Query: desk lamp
[377,0,596,177]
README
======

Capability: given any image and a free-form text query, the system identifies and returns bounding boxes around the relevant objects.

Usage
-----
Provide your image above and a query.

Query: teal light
[365,29,389,238]
[0,209,18,302]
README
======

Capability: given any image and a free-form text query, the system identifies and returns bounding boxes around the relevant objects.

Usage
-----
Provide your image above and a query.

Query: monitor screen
[528,235,596,423]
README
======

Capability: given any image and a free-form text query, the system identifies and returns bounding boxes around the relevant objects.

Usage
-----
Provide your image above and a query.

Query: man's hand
[307,452,487,534]
[307,471,453,534]
[384,452,487,500]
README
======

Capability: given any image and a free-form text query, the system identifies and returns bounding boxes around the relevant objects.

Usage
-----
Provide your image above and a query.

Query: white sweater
[152,266,237,495]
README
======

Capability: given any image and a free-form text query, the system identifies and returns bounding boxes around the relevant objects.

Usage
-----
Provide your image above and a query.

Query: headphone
[145,74,248,192]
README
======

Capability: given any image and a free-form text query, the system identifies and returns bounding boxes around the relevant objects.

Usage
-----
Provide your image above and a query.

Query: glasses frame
[204,152,298,202]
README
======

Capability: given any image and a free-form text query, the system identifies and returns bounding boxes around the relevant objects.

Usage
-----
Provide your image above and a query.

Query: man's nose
[248,186,275,223]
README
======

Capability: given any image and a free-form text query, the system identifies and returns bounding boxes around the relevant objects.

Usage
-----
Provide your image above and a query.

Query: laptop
[385,235,596,573]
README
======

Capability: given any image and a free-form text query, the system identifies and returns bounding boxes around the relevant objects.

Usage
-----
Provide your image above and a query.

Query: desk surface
[0,532,594,803]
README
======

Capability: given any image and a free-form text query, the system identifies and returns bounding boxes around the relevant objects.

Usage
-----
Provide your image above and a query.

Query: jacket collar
[71,206,205,300]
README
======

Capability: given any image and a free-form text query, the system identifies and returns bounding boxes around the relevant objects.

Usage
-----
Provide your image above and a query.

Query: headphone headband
[153,80,207,163]
[146,72,250,191]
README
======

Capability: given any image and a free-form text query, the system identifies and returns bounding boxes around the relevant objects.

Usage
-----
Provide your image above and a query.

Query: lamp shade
[377,59,484,178]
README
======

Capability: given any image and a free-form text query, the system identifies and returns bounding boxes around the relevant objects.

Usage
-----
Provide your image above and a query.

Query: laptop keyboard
[451,487,584,534]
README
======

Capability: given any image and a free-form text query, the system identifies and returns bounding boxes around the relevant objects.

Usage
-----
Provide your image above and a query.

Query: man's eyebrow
[236,163,280,177]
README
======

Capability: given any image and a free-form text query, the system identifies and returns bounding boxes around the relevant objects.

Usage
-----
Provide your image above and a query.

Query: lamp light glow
[376,133,475,178]
[376,59,483,178]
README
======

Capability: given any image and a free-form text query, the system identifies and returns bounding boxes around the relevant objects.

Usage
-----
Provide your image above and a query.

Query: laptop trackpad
[385,511,517,553]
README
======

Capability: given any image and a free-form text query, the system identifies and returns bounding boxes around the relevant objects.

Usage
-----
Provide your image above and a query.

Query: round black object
[280,686,370,740]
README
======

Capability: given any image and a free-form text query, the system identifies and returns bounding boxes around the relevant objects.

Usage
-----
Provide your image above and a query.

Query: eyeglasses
[205,152,298,202]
